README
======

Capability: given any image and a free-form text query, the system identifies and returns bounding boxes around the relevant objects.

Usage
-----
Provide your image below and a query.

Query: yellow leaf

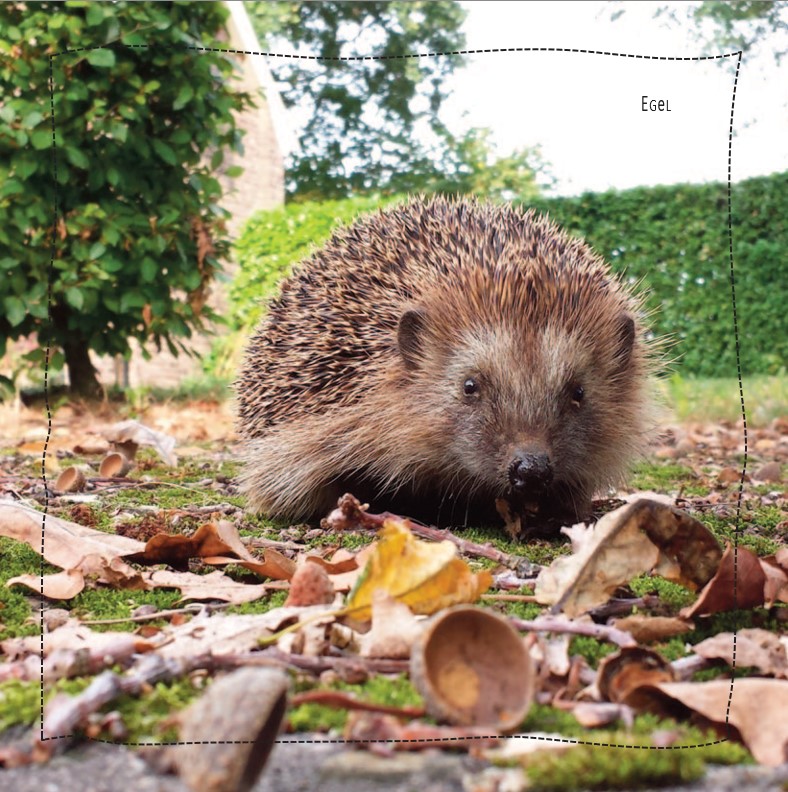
[343,520,492,625]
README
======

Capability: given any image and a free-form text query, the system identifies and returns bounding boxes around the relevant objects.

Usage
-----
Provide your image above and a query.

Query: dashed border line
[41,44,746,750]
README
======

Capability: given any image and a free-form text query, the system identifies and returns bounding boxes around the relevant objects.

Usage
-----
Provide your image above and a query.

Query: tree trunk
[62,336,103,398]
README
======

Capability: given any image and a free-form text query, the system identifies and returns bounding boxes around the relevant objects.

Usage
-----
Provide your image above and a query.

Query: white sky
[440,0,787,196]
[267,0,786,197]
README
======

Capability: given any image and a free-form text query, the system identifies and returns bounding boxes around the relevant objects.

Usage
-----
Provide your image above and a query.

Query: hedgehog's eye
[463,377,480,397]
[570,385,585,406]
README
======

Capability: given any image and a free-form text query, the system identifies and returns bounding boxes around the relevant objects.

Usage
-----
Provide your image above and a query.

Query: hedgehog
[235,195,659,532]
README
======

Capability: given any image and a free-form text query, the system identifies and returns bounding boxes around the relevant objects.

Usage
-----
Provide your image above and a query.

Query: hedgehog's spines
[235,195,660,523]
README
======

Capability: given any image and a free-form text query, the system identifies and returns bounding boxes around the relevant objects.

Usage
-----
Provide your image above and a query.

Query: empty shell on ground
[54,466,87,493]
[99,452,132,478]
[409,605,534,732]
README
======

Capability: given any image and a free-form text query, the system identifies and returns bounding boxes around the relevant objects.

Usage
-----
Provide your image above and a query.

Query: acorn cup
[54,466,87,493]
[99,451,133,478]
[409,605,534,732]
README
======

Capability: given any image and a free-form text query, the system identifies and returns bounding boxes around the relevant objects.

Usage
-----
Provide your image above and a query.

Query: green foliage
[428,127,549,202]
[527,173,788,377]
[247,1,469,199]
[663,373,787,426]
[654,1,788,64]
[629,574,696,611]
[0,1,252,395]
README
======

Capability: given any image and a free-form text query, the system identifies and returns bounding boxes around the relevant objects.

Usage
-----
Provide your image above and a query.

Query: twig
[509,615,637,648]
[289,689,424,718]
[322,493,541,571]
[81,602,228,626]
[39,649,410,742]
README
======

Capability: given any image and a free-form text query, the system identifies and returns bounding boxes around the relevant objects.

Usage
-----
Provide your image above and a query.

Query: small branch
[509,615,637,648]
[289,689,424,719]
[81,602,228,626]
[322,494,541,571]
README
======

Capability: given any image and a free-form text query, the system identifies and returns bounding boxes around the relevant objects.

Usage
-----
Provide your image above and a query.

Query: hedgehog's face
[398,306,639,517]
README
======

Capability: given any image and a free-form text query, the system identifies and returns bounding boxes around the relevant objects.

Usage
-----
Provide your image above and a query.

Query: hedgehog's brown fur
[235,195,659,528]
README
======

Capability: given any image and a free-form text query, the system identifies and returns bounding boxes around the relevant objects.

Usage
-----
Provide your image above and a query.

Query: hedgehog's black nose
[509,452,553,492]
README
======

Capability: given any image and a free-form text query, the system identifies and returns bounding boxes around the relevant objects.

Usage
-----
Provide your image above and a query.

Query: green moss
[692,510,779,556]
[519,703,585,737]
[68,588,182,631]
[568,636,618,668]
[287,673,421,733]
[513,713,752,789]
[225,589,288,615]
[0,679,43,731]
[0,536,63,640]
[689,609,783,642]
[0,676,92,730]
[496,597,542,621]
[116,677,200,743]
[0,675,200,744]
[651,636,691,662]
[629,575,695,611]
[526,743,702,789]
[629,461,704,495]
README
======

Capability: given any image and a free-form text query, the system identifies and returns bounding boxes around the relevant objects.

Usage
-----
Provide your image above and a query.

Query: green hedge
[527,173,787,377]
[230,173,787,377]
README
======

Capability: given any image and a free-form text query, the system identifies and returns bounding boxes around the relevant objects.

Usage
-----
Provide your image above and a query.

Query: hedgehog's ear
[397,307,427,370]
[614,314,636,370]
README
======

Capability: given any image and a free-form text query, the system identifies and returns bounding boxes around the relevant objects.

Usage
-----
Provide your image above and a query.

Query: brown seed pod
[99,452,132,478]
[173,667,289,792]
[55,466,87,493]
[409,605,534,731]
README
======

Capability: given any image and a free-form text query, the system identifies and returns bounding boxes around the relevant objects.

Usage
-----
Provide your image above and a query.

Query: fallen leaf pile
[0,412,785,790]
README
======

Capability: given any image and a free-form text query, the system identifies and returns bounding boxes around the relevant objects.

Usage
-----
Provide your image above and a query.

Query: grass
[0,372,782,773]
[659,373,786,426]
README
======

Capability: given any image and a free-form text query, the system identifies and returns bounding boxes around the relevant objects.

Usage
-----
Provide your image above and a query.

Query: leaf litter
[0,408,786,789]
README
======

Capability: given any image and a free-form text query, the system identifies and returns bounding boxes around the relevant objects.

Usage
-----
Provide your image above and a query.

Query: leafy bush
[0,1,252,395]
[528,173,787,377]
[229,173,787,378]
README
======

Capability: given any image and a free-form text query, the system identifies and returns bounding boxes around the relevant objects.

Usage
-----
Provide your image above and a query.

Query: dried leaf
[0,503,146,593]
[693,629,788,678]
[650,679,788,766]
[7,569,85,599]
[71,435,110,455]
[124,520,295,581]
[762,554,788,606]
[535,502,661,616]
[143,569,277,605]
[103,419,177,466]
[343,520,492,626]
[536,500,722,616]
[359,592,423,659]
[681,543,766,618]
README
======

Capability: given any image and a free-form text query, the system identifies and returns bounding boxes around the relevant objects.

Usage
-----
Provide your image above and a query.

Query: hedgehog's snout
[508,451,553,493]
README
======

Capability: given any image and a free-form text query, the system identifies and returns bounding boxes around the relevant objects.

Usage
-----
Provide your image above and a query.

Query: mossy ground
[0,375,783,783]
